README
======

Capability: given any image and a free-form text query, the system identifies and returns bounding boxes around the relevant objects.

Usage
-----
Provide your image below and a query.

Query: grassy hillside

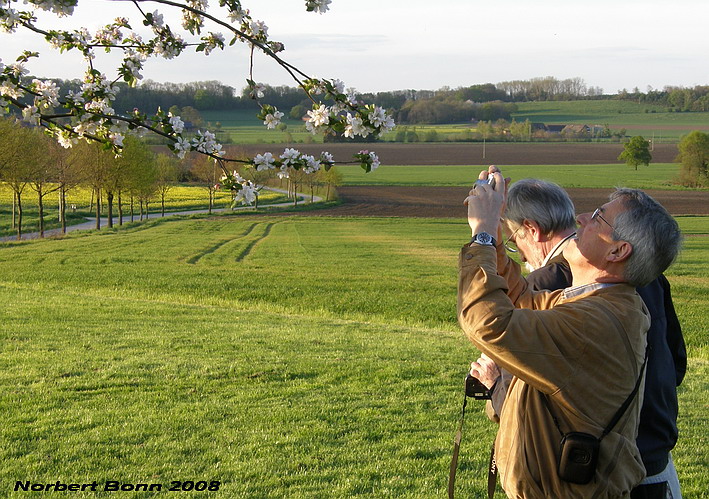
[201,103,709,144]
[512,101,709,139]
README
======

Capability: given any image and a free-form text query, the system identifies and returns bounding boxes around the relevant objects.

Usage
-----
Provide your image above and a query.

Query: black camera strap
[448,392,498,499]
[447,395,467,499]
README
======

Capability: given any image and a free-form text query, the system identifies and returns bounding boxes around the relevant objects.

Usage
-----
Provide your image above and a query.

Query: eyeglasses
[504,224,521,253]
[591,208,615,232]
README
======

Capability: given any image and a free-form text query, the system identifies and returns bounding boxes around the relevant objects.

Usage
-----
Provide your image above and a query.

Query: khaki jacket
[458,244,649,498]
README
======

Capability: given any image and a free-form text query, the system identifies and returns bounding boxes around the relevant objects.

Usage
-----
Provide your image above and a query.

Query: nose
[576,212,590,226]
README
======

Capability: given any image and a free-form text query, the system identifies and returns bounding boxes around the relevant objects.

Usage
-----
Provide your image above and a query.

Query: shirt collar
[563,282,617,300]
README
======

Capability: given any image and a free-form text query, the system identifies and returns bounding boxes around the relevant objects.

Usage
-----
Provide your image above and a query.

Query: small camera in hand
[474,176,496,189]
[465,373,491,400]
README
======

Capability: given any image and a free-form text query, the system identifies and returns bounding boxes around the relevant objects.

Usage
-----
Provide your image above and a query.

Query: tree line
[15,76,709,129]
[0,117,343,240]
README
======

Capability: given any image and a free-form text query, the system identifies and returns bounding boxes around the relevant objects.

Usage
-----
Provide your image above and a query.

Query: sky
[2,0,708,95]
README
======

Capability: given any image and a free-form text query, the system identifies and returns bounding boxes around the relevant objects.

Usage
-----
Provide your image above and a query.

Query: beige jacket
[458,244,649,498]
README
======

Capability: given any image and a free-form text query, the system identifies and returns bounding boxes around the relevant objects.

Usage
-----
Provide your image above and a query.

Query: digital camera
[474,176,496,189]
[465,373,491,400]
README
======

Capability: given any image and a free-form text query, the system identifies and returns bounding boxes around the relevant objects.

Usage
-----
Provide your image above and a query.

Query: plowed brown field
[282,186,708,218]
[243,143,707,218]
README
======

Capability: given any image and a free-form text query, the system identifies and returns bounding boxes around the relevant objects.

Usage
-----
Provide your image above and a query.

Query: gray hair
[505,178,576,235]
[610,188,683,287]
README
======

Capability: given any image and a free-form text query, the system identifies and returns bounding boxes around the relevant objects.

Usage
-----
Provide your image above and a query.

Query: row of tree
[19,77,709,128]
[0,117,345,240]
[0,118,186,239]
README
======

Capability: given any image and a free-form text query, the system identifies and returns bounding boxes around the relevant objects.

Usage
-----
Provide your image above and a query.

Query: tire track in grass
[235,222,277,262]
[185,223,258,265]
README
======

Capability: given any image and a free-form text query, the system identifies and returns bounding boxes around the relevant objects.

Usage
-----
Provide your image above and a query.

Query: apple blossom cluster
[353,150,381,173]
[215,147,337,206]
[305,0,332,14]
[0,0,392,186]
[250,77,395,143]
[251,148,334,177]
[217,171,257,206]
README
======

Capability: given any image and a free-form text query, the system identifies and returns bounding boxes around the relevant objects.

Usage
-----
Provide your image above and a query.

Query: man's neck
[541,229,577,266]
[570,266,626,288]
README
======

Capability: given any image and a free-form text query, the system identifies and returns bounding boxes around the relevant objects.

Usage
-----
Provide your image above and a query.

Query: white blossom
[306,0,332,14]
[173,136,191,159]
[48,33,66,49]
[168,113,185,134]
[7,62,28,78]
[32,79,61,110]
[279,147,300,166]
[22,105,40,125]
[332,78,345,94]
[56,130,78,148]
[252,83,266,99]
[73,115,100,137]
[0,80,24,99]
[151,10,164,28]
[227,6,248,23]
[305,104,329,133]
[253,152,275,171]
[368,151,380,170]
[235,182,257,205]
[109,131,124,147]
[202,32,225,55]
[153,35,184,59]
[320,151,334,165]
[263,110,284,129]
[192,129,222,156]
[249,20,268,37]
[344,113,370,138]
[0,8,21,33]
[31,0,76,17]
[302,154,320,174]
[369,106,395,134]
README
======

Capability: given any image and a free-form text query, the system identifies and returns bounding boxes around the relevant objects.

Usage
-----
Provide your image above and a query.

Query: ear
[608,240,633,263]
[522,219,544,242]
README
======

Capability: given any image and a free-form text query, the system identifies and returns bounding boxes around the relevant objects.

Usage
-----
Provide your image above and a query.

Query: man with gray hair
[458,168,683,497]
[470,178,686,498]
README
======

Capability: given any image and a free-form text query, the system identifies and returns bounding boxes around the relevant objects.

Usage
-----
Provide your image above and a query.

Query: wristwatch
[470,232,497,247]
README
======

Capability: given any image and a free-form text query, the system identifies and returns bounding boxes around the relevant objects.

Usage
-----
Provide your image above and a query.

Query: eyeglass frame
[503,222,522,253]
[591,207,616,233]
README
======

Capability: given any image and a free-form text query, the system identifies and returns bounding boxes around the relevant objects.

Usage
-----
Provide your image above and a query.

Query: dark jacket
[524,257,686,475]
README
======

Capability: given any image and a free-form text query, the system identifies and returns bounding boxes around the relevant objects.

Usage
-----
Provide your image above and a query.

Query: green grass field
[512,101,709,141]
[0,214,707,497]
[338,163,689,189]
[202,110,325,145]
[201,103,709,144]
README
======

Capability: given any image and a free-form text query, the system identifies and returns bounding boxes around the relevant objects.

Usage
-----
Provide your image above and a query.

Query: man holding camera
[458,169,682,498]
[470,178,685,499]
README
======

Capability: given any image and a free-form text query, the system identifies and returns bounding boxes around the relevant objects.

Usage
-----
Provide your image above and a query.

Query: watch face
[476,233,492,245]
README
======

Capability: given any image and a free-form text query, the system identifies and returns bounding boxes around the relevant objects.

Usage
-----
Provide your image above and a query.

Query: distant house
[561,124,590,135]
[530,122,548,132]
[546,124,566,133]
